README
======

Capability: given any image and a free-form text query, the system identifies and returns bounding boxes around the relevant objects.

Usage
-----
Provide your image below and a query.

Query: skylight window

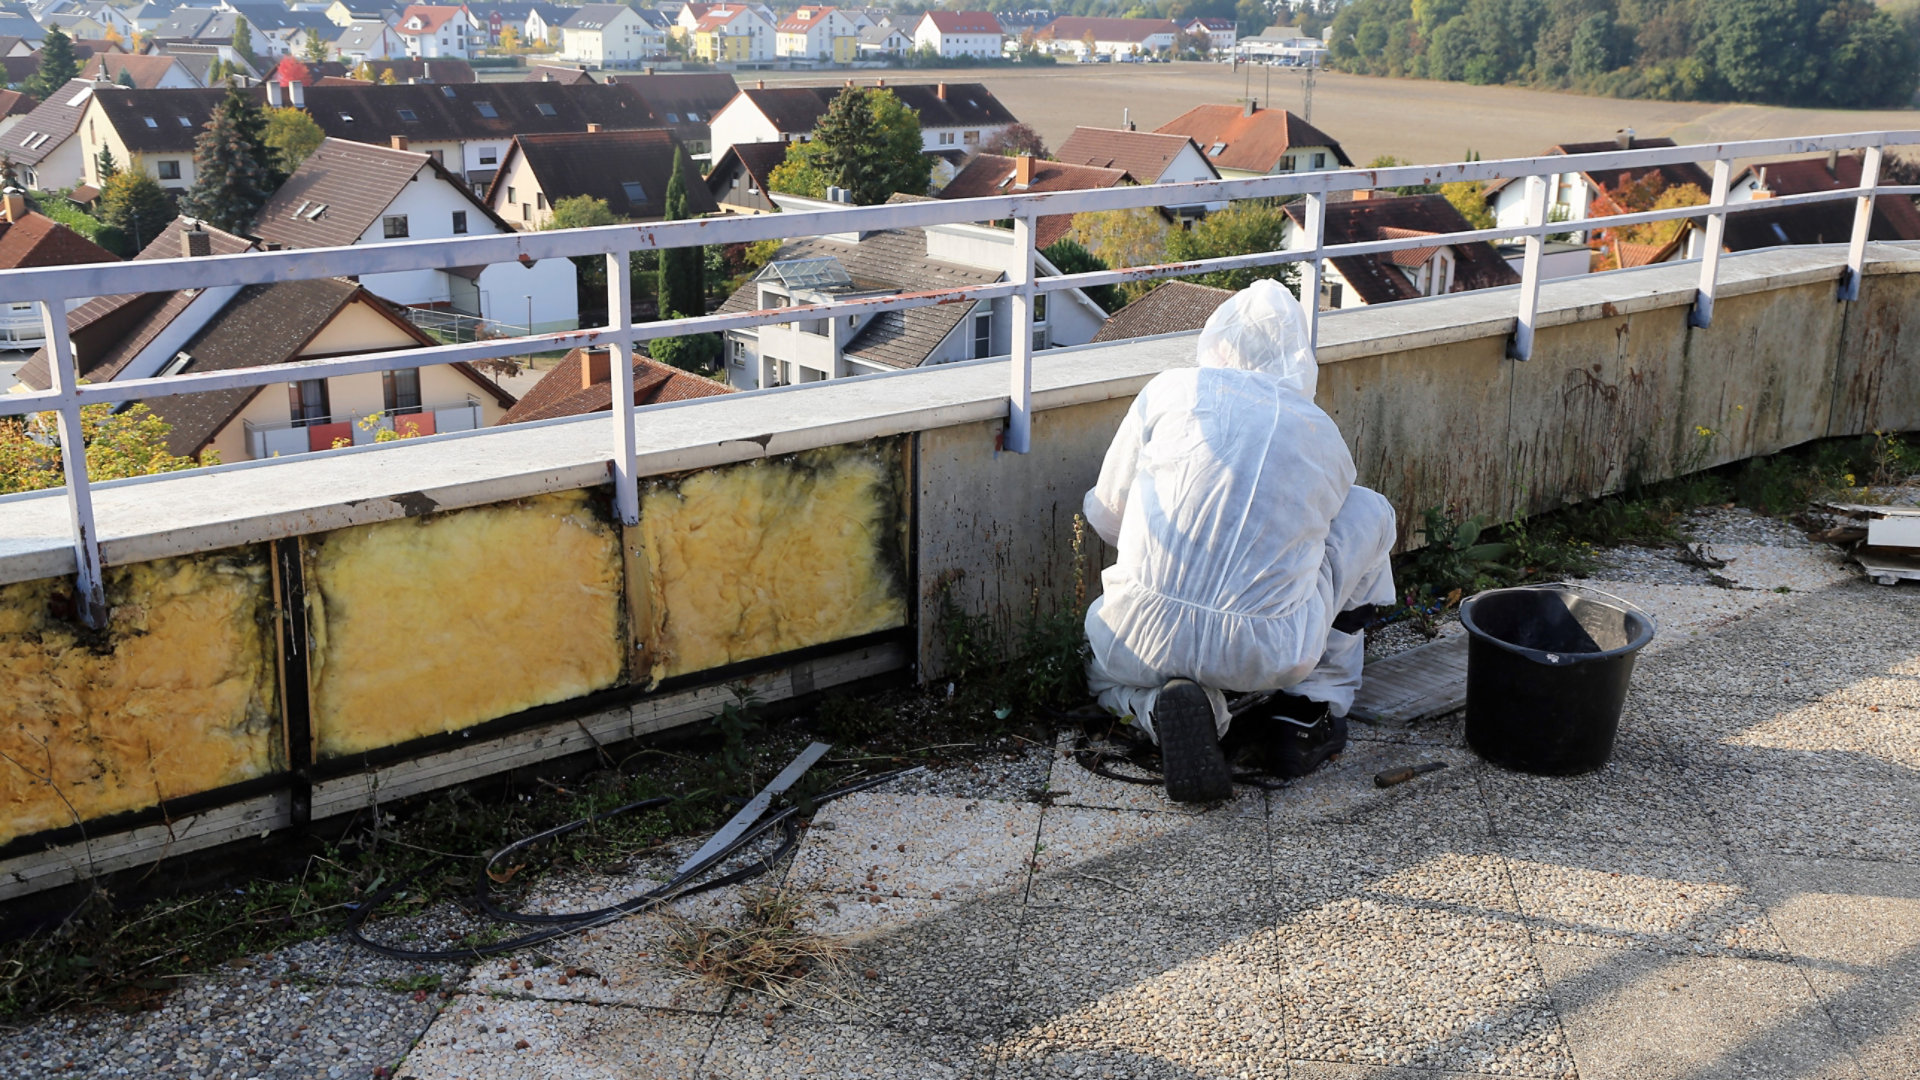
[398,108,418,121]
[177,116,192,126]
[143,116,158,127]
[66,87,92,107]
[535,102,556,116]
[474,101,498,118]
[339,112,354,122]
[1208,142,1226,155]
[441,85,458,97]
[664,112,679,123]
[305,203,327,219]
[620,180,647,202]
[687,111,701,122]
[293,200,311,217]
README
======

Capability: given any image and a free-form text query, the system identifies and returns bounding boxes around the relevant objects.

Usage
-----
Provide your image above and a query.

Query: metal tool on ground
[677,741,830,875]
[1375,760,1448,788]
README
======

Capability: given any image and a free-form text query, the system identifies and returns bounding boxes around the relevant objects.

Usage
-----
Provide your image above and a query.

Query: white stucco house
[558,3,661,66]
[911,9,1001,59]
[395,3,476,58]
[775,5,859,63]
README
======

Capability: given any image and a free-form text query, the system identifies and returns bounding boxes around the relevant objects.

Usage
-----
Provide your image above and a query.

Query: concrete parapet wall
[1,243,1913,895]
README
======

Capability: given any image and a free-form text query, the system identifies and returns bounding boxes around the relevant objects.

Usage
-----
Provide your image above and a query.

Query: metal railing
[4,130,1919,626]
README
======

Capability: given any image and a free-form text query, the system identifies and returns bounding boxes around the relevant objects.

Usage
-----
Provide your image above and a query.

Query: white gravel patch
[787,791,1041,902]
[1271,824,1526,944]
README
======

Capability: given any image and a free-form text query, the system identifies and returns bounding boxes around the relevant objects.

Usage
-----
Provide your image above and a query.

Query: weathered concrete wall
[1835,267,1920,438]
[0,550,278,846]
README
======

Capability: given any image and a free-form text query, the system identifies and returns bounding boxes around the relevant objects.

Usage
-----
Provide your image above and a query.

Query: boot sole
[1157,680,1231,803]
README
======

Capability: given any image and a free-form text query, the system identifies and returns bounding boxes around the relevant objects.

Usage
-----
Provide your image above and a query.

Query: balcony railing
[240,399,487,460]
[3,130,1918,626]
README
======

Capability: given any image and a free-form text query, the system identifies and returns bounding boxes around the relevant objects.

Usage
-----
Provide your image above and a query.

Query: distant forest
[1326,0,1919,108]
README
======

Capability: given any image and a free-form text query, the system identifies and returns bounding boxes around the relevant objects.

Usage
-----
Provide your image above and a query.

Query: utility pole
[1302,52,1317,122]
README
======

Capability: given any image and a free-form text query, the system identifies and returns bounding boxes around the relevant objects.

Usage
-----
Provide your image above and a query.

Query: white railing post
[606,250,639,525]
[1507,174,1549,361]
[1841,144,1883,302]
[1005,208,1035,454]
[1301,191,1325,352]
[39,300,107,628]
[1689,158,1733,329]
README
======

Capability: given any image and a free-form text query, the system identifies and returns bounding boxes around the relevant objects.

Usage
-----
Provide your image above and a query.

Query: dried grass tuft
[661,888,848,998]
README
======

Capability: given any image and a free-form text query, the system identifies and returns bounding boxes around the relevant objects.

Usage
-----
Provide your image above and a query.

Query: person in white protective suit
[1082,278,1398,802]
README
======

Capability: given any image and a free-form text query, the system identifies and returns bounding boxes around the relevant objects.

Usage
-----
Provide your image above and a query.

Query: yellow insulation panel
[0,551,279,847]
[308,490,625,758]
[637,440,908,682]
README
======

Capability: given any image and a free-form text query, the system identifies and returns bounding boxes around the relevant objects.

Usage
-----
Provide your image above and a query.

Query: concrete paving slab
[1631,584,1920,698]
[1499,837,1786,958]
[707,1014,998,1079]
[1000,907,1288,1078]
[1534,944,1863,1080]
[787,790,1041,902]
[1739,855,1920,1079]
[401,997,719,1079]
[1275,923,1571,1076]
[1818,673,1920,709]
[1655,694,1920,777]
[1349,709,1468,749]
[1268,743,1490,834]
[1578,580,1785,657]
[1270,824,1525,944]
[1478,759,1713,848]
[1693,764,1920,862]
[1708,543,1857,593]
[1027,803,1272,918]
[1285,1065,1538,1080]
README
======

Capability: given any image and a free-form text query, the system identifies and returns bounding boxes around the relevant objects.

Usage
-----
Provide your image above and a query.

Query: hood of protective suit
[1193,277,1318,399]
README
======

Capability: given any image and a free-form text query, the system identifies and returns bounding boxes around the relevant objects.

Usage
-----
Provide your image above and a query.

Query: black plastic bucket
[1459,584,1656,775]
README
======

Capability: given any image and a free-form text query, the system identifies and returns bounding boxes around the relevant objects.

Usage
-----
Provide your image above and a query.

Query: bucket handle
[1542,580,1657,626]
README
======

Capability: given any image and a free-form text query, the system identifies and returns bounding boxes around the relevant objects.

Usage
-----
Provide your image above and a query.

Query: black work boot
[1155,679,1231,803]
[1271,693,1348,778]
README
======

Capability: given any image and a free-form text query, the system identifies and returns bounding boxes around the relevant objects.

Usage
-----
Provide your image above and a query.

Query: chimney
[1826,149,1840,176]
[844,78,854,87]
[756,78,765,89]
[181,227,212,258]
[587,122,602,133]
[1243,97,1257,117]
[936,81,946,100]
[581,346,612,389]
[645,65,655,75]
[1615,127,1635,150]
[1122,107,1129,129]
[423,63,432,82]
[391,135,409,151]
[874,77,884,87]
[540,70,551,81]
[1,187,25,224]
[289,80,305,108]
[1014,154,1033,187]
[267,79,283,107]
[1351,188,1374,201]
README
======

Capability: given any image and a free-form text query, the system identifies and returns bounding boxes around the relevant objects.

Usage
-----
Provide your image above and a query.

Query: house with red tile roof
[938,153,1135,248]
[499,346,732,424]
[912,10,1002,59]
[395,4,478,59]
[775,6,860,63]
[1153,100,1350,180]
[1281,192,1519,310]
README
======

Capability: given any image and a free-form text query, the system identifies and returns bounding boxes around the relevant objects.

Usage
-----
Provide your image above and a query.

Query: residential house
[1054,125,1222,217]
[126,1,177,33]
[75,81,661,195]
[558,4,661,68]
[466,2,564,48]
[1484,132,1712,241]
[707,80,1016,168]
[16,219,517,458]
[1154,100,1350,179]
[328,18,405,62]
[1088,279,1232,343]
[602,70,737,159]
[82,83,222,190]
[716,212,1107,389]
[1182,17,1235,54]
[704,138,784,213]
[486,127,715,229]
[323,0,396,27]
[1721,149,1920,251]
[937,152,1133,248]
[79,52,200,88]
[775,6,858,63]
[253,137,579,330]
[497,344,732,424]
[0,37,117,88]
[6,78,116,191]
[0,186,119,356]
[1037,16,1179,58]
[41,11,115,41]
[526,63,594,84]
[353,56,476,81]
[1236,25,1327,63]
[394,3,475,58]
[0,87,35,141]
[911,10,1000,59]
[157,43,261,85]
[689,4,774,64]
[0,1,44,43]
[1283,192,1520,310]
[855,21,908,56]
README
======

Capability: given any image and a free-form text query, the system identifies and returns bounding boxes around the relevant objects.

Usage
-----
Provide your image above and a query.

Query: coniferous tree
[23,26,81,100]
[231,16,259,72]
[301,29,332,65]
[657,149,705,319]
[810,88,889,205]
[181,86,275,234]
[94,145,119,181]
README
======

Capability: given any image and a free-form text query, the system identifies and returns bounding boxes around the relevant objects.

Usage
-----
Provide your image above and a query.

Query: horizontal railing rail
[2,129,1918,625]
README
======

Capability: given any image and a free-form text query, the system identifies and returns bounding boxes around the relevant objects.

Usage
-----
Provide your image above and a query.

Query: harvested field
[747,62,1920,166]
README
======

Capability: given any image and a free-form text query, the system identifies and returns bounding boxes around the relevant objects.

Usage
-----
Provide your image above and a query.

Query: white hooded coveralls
[1082,279,1398,739]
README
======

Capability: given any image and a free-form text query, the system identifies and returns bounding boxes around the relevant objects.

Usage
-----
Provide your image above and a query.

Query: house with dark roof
[498,345,732,424]
[1282,192,1520,310]
[328,19,408,63]
[911,9,1001,58]
[1722,150,1920,252]
[0,187,120,357]
[706,139,787,213]
[714,210,1106,390]
[486,128,715,229]
[253,138,580,332]
[5,78,120,191]
[79,51,200,89]
[558,3,662,67]
[78,83,224,190]
[1089,280,1233,343]
[855,21,910,56]
[527,63,595,85]
[1153,100,1350,180]
[937,153,1134,248]
[602,70,737,159]
[708,80,1016,174]
[1054,125,1221,218]
[1484,131,1712,242]
[0,87,34,141]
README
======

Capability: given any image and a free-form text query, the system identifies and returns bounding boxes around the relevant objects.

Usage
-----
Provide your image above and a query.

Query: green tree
[115,67,137,88]
[99,169,173,254]
[231,15,259,72]
[94,145,119,182]
[1163,201,1299,293]
[1068,206,1170,301]
[647,323,722,372]
[1441,180,1495,227]
[301,28,332,65]
[768,143,830,198]
[794,87,930,205]
[1364,154,1437,195]
[0,404,206,495]
[657,148,705,319]
[263,107,325,174]
[1041,237,1122,313]
[181,85,275,234]
[23,26,81,100]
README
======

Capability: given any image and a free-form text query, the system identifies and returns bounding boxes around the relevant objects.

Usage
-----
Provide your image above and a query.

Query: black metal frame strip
[273,537,314,829]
